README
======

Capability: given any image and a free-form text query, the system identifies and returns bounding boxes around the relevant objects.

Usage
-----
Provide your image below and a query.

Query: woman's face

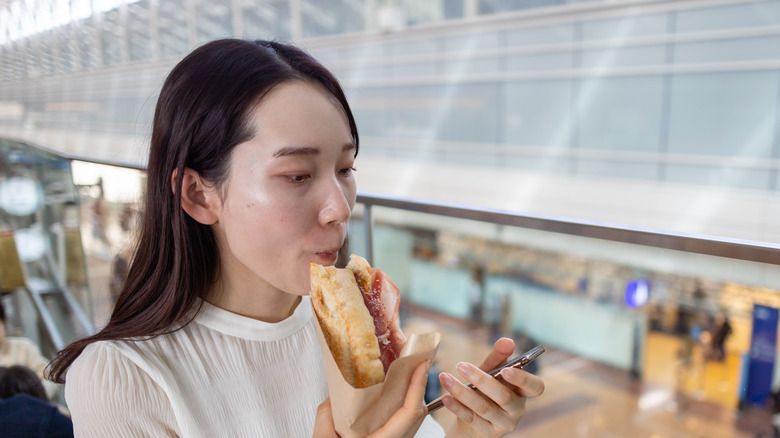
[210,81,356,298]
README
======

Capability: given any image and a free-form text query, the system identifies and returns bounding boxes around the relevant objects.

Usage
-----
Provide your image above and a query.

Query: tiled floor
[402,305,776,438]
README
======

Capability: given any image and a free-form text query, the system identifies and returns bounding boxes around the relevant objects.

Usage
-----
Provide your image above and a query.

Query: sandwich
[310,255,406,388]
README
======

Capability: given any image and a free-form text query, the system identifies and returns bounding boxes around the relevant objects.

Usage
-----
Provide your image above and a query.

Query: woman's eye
[287,175,310,183]
[340,167,357,176]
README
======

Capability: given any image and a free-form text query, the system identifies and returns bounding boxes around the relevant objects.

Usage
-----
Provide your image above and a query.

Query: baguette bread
[310,263,385,388]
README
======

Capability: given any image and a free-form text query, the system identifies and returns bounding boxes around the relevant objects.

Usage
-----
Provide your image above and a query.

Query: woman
[47,39,543,437]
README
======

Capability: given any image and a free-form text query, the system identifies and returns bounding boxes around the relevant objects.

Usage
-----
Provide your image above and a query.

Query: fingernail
[457,362,473,377]
[501,367,517,379]
[440,373,454,388]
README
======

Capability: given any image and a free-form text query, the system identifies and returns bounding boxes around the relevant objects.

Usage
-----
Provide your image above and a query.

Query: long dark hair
[48,39,359,383]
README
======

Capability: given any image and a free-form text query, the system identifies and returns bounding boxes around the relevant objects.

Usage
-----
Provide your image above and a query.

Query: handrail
[356,192,780,266]
[23,285,65,352]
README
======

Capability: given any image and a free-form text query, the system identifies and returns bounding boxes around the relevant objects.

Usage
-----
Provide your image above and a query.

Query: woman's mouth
[313,250,339,265]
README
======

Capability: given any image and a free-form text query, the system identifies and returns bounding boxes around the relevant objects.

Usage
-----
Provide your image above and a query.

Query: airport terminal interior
[1,0,780,436]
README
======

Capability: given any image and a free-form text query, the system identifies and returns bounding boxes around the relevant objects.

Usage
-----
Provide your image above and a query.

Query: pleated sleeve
[65,342,180,438]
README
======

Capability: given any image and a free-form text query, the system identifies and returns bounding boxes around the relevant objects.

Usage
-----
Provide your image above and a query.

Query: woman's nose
[319,180,352,226]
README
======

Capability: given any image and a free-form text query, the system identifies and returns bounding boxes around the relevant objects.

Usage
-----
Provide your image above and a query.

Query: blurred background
[1,0,780,436]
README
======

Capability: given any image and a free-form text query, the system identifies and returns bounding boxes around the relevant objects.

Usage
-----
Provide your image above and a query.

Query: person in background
[0,365,47,400]
[0,365,73,438]
[0,300,59,400]
[469,266,485,326]
[47,39,544,438]
[710,313,733,362]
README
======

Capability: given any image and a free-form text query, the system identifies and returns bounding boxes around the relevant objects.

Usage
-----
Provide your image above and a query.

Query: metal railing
[357,192,780,266]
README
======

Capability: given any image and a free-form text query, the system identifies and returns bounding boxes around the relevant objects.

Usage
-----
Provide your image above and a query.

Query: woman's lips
[313,250,339,265]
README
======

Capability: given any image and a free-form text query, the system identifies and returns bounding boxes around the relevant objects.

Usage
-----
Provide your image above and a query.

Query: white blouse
[65,297,444,437]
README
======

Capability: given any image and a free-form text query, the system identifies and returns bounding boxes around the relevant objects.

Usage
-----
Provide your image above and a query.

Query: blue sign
[624,278,650,308]
[744,305,778,406]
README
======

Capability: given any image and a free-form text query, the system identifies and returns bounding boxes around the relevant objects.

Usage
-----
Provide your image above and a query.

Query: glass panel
[674,35,780,64]
[505,23,576,45]
[100,7,124,66]
[70,161,145,327]
[675,1,780,33]
[194,1,233,45]
[301,0,365,38]
[0,139,90,359]
[441,31,503,52]
[127,0,153,62]
[158,1,190,58]
[348,86,391,140]
[478,0,593,15]
[443,0,465,20]
[577,75,665,152]
[580,45,666,68]
[505,51,574,71]
[440,55,501,76]
[503,79,574,147]
[348,202,780,409]
[385,83,500,144]
[241,0,292,41]
[391,38,438,56]
[74,18,102,69]
[390,61,434,77]
[667,71,778,158]
[582,13,669,40]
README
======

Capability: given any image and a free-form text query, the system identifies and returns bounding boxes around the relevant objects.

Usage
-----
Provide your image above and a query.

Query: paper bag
[314,320,440,438]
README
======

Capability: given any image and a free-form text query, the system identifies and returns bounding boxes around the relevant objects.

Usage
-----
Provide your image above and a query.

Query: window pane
[676,1,780,33]
[504,79,574,146]
[582,13,668,41]
[577,76,665,152]
[580,45,666,68]
[674,35,780,64]
[667,71,778,158]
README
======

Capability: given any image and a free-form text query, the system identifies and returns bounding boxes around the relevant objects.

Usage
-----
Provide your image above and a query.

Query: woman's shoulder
[66,340,179,435]
[69,340,150,384]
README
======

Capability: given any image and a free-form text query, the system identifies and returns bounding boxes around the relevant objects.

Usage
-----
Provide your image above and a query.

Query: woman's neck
[206,282,302,323]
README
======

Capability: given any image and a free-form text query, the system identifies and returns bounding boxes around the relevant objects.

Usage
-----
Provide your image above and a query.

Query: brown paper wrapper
[314,320,440,438]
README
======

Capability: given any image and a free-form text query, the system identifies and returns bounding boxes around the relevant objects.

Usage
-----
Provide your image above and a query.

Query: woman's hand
[312,360,431,438]
[440,338,545,437]
[313,398,339,438]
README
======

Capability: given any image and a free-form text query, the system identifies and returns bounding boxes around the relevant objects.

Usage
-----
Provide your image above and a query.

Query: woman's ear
[174,167,220,225]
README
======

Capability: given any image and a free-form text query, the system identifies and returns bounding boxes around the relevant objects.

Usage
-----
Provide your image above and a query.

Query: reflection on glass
[0,138,91,362]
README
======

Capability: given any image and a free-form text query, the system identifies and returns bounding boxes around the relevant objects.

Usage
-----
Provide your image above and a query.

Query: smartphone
[426,345,545,413]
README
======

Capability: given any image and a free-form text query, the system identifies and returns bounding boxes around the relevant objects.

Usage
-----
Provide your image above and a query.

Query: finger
[499,367,545,397]
[460,361,523,409]
[440,391,505,437]
[439,372,521,432]
[457,362,525,430]
[312,399,339,438]
[478,337,515,371]
[403,360,431,411]
[369,361,430,438]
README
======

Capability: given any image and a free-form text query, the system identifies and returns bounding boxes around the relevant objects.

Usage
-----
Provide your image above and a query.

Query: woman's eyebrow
[273,146,319,157]
[273,143,355,157]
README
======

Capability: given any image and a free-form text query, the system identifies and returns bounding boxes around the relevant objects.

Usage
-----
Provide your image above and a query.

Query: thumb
[368,360,430,438]
[312,398,339,438]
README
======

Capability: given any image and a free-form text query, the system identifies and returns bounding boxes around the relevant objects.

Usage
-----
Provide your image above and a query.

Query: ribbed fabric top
[65,297,443,437]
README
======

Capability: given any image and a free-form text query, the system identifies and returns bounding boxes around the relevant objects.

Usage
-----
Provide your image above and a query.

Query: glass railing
[0,138,93,362]
[347,192,780,409]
